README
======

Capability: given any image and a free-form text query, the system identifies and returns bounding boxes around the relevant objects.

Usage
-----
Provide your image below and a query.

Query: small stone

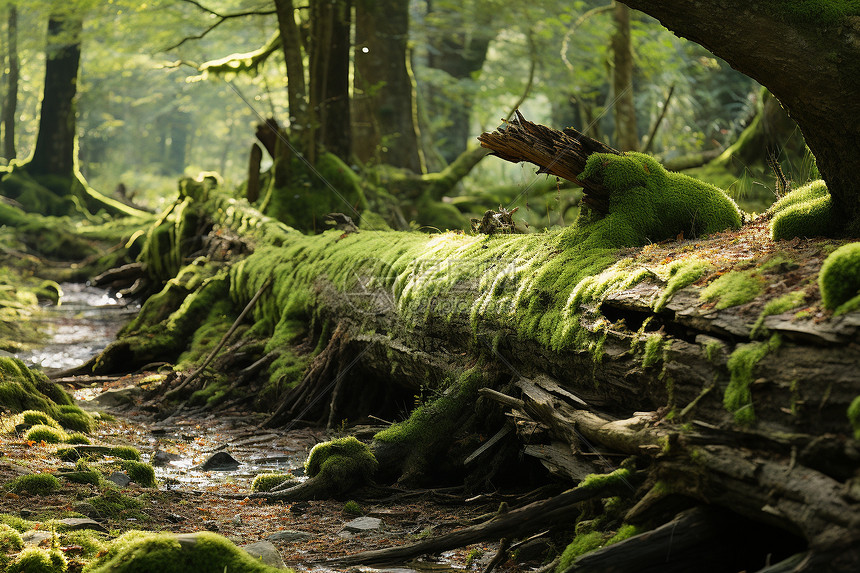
[73,502,99,518]
[265,530,312,543]
[289,501,309,514]
[107,471,131,487]
[22,530,53,546]
[198,451,240,471]
[203,520,220,532]
[19,509,34,518]
[342,517,382,533]
[152,449,182,466]
[166,513,185,523]
[92,386,143,408]
[231,514,243,526]
[57,517,107,532]
[241,541,287,569]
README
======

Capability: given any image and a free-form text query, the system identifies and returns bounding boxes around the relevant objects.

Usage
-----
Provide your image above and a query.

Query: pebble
[265,530,312,543]
[342,517,383,533]
[107,471,131,487]
[198,451,241,471]
[57,517,107,532]
[241,541,287,569]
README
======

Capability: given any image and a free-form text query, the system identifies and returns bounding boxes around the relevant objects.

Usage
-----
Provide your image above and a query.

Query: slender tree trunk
[273,0,307,133]
[2,4,18,161]
[27,13,82,177]
[424,1,494,164]
[612,2,638,151]
[353,0,422,172]
[618,0,860,234]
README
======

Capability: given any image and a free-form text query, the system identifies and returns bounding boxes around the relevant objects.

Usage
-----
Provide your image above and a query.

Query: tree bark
[611,2,638,151]
[2,4,18,161]
[27,13,83,177]
[353,0,422,172]
[273,0,307,134]
[618,0,860,233]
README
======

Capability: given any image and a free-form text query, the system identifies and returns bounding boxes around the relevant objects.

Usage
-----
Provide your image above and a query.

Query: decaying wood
[477,109,620,212]
[323,471,643,567]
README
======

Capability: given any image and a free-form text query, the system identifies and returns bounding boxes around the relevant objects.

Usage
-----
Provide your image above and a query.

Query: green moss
[819,242,860,312]
[123,461,156,488]
[86,489,144,519]
[654,258,713,311]
[250,473,294,493]
[750,290,806,338]
[23,424,68,444]
[6,473,60,495]
[0,523,23,552]
[725,334,782,424]
[0,358,71,415]
[61,470,101,486]
[0,514,33,532]
[64,433,92,445]
[556,531,605,572]
[641,333,664,369]
[700,270,764,309]
[6,547,67,573]
[606,524,641,544]
[21,410,60,429]
[847,396,860,440]
[342,500,363,516]
[703,339,724,363]
[304,436,378,493]
[578,468,631,490]
[110,446,141,461]
[770,180,833,241]
[53,405,96,433]
[86,530,283,573]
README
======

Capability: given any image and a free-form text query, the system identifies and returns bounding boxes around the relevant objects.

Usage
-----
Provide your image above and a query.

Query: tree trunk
[273,0,307,134]
[424,1,494,164]
[2,4,18,161]
[308,0,351,163]
[618,0,860,233]
[611,2,638,151]
[353,0,422,172]
[27,13,82,177]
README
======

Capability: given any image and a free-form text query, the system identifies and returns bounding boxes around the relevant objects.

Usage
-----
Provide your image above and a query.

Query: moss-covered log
[91,124,860,569]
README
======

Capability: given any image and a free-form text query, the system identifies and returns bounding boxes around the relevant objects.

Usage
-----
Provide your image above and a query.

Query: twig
[165,275,273,399]
[163,0,276,51]
[642,85,675,154]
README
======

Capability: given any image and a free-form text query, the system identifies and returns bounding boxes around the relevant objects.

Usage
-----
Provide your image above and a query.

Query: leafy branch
[163,0,277,52]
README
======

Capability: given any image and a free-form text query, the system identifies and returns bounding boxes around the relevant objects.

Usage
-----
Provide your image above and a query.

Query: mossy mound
[86,530,283,573]
[122,461,156,488]
[769,180,833,241]
[5,473,60,496]
[6,546,67,573]
[304,436,378,494]
[250,473,294,493]
[818,242,860,314]
[23,424,68,444]
[0,523,23,552]
[700,270,765,309]
[85,488,144,519]
[578,151,742,246]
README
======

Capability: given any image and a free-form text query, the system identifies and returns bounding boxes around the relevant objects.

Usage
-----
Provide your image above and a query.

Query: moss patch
[818,241,860,313]
[725,334,782,424]
[6,473,60,495]
[6,547,67,573]
[847,396,860,440]
[750,290,806,338]
[123,461,157,488]
[769,180,833,241]
[304,436,378,493]
[700,270,764,309]
[23,424,68,444]
[250,473,294,493]
[86,530,283,573]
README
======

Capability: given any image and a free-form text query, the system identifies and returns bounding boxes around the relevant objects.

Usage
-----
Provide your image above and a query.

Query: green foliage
[848,396,860,440]
[85,530,283,573]
[250,473,294,493]
[725,334,782,424]
[123,461,156,488]
[304,436,378,493]
[769,180,833,241]
[818,242,860,313]
[6,473,61,496]
[24,425,68,444]
[700,270,764,309]
[6,547,67,573]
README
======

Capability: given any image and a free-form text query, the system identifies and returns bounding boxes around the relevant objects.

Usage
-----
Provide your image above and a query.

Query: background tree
[1,3,18,161]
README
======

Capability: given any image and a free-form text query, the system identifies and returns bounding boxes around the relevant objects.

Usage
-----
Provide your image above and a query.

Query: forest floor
[0,372,535,573]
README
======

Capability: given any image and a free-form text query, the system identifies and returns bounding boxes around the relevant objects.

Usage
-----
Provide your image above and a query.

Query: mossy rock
[304,436,378,493]
[769,180,833,241]
[23,424,68,444]
[250,473,294,493]
[5,547,67,573]
[52,405,96,433]
[86,530,283,573]
[818,241,860,313]
[20,410,60,429]
[123,461,156,488]
[6,473,60,496]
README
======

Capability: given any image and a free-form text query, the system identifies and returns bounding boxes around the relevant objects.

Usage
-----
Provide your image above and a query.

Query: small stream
[15,282,139,375]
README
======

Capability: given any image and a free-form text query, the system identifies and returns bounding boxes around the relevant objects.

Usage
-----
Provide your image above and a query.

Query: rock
[152,449,182,466]
[57,517,107,532]
[231,514,243,526]
[91,386,143,409]
[198,451,240,471]
[241,541,287,569]
[73,502,99,518]
[19,509,34,518]
[22,530,53,546]
[107,471,131,487]
[265,530,312,543]
[342,517,383,533]
[166,513,184,523]
[289,501,309,514]
[203,520,220,532]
